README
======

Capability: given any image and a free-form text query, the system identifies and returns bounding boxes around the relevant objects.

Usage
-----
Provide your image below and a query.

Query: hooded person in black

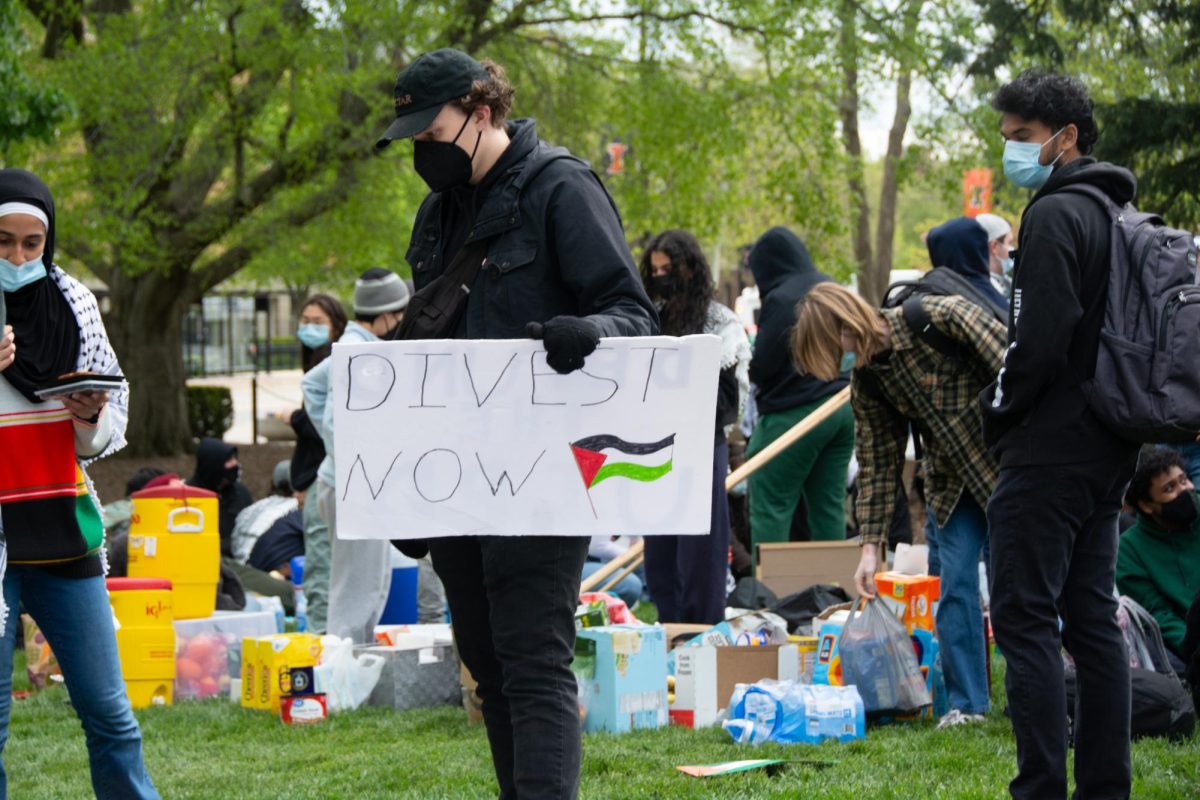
[189,437,253,558]
[744,227,854,550]
[926,216,1009,315]
[981,70,1141,800]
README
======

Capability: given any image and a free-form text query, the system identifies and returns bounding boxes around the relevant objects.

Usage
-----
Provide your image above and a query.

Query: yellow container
[128,486,220,620]
[107,578,176,708]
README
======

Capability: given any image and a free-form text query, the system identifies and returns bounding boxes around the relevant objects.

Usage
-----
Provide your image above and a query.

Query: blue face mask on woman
[0,255,47,292]
[297,323,330,349]
[1002,128,1065,190]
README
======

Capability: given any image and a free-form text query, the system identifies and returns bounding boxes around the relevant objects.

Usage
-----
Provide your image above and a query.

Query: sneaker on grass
[936,709,986,729]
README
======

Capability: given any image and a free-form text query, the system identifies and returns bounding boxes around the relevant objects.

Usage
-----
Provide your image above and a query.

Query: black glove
[525,316,601,374]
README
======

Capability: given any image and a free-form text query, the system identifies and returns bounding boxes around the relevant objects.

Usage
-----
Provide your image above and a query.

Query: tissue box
[671,643,799,729]
[873,573,940,633]
[573,625,668,734]
[361,644,460,710]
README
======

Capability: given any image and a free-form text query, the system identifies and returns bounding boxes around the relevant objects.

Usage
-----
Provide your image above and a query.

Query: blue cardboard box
[573,625,668,734]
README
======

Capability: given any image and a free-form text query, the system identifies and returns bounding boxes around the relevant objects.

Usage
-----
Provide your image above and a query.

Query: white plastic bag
[314,635,384,712]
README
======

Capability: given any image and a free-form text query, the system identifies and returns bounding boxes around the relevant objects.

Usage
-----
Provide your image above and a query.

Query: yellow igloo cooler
[128,486,219,620]
[107,577,175,708]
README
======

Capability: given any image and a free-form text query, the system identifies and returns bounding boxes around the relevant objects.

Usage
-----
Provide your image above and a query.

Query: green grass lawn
[7,648,1198,799]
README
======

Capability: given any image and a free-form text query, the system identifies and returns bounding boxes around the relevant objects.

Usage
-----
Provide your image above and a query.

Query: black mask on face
[222,464,241,487]
[1159,490,1198,528]
[649,274,676,297]
[413,115,481,193]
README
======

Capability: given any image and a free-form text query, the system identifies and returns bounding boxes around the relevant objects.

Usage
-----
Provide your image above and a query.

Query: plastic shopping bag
[314,635,384,712]
[837,598,930,713]
[723,680,866,745]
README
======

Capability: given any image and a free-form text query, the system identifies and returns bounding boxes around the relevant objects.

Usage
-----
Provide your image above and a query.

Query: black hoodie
[748,227,847,414]
[190,437,253,556]
[926,216,1009,314]
[980,158,1140,466]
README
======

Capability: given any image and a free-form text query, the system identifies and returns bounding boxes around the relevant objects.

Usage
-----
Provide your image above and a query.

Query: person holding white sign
[376,49,656,800]
[639,229,750,624]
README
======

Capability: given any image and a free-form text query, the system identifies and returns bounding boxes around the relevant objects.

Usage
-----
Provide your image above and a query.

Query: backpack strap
[900,295,966,361]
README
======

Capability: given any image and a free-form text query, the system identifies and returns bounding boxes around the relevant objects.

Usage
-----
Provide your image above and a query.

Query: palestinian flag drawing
[570,434,675,516]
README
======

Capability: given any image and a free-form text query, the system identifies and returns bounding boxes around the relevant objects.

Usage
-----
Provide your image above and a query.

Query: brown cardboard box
[460,662,484,724]
[756,541,862,597]
[671,643,800,728]
[659,624,710,651]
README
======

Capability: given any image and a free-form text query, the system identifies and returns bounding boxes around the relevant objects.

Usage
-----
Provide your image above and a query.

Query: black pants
[644,438,730,624]
[429,535,589,800]
[987,449,1137,800]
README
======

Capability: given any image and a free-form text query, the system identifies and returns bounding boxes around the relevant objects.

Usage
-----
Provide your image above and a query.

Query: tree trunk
[872,0,921,298]
[838,0,876,302]
[104,269,198,456]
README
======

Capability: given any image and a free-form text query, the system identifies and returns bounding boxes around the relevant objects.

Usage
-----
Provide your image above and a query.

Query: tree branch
[524,9,771,37]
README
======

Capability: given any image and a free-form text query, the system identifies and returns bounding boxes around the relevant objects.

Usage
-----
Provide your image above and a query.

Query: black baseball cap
[375,49,489,149]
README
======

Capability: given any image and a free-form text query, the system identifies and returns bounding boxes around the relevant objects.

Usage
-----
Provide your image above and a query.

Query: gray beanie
[974,213,1011,243]
[354,270,410,315]
[272,460,292,494]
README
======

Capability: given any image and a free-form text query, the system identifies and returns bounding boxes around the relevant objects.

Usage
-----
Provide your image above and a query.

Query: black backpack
[1054,185,1200,443]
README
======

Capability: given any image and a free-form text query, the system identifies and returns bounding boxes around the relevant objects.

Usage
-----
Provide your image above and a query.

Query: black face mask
[1159,490,1198,527]
[222,464,241,488]
[649,274,676,297]
[413,115,481,193]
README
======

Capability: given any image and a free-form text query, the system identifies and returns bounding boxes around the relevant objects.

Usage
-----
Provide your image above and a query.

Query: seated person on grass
[1117,447,1200,666]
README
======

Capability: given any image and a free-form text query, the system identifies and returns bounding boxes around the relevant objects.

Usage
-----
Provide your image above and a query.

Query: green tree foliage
[0,3,69,157]
[969,0,1200,226]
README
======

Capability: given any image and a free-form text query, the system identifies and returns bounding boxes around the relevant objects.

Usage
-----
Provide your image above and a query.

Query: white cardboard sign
[331,335,719,539]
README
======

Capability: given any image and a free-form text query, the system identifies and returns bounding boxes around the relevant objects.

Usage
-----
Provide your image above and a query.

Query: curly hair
[450,60,515,127]
[1126,447,1188,507]
[992,69,1099,154]
[639,229,714,337]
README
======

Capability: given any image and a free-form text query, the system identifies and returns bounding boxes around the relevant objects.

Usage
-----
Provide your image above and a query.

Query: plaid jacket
[852,295,1007,545]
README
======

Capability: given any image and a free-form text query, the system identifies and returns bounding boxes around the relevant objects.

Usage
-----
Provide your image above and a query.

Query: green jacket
[1116,498,1200,653]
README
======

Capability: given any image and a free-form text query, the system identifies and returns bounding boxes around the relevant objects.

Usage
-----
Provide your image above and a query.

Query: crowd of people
[0,46,1196,800]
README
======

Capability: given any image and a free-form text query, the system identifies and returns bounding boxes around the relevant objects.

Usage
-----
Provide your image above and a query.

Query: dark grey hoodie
[748,227,847,415]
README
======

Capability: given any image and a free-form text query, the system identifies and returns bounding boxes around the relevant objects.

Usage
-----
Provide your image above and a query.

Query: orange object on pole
[962,168,993,217]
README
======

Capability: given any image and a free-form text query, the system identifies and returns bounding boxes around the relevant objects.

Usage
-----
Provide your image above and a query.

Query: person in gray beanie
[974,212,1014,298]
[299,266,409,641]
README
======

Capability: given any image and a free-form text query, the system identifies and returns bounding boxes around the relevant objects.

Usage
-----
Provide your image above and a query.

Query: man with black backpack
[981,70,1142,800]
[375,50,656,800]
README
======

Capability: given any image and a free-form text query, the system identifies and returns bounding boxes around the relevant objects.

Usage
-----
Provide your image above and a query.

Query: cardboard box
[573,626,668,734]
[459,662,484,725]
[240,633,322,712]
[756,541,862,598]
[660,624,710,651]
[670,643,799,729]
[874,572,940,632]
[362,644,461,710]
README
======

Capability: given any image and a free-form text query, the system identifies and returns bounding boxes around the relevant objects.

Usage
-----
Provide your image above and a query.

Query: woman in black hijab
[0,168,159,798]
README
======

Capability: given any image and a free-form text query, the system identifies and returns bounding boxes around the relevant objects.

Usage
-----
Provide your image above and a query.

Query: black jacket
[748,227,847,414]
[980,158,1139,466]
[288,408,323,493]
[405,119,657,340]
[190,437,253,556]
[926,216,1009,314]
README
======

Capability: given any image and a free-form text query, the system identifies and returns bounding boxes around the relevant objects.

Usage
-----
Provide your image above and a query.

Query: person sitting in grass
[1118,447,1200,672]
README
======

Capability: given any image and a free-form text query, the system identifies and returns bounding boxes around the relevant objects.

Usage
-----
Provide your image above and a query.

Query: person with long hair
[792,282,1006,729]
[0,168,158,797]
[744,227,853,547]
[284,293,346,632]
[639,230,750,623]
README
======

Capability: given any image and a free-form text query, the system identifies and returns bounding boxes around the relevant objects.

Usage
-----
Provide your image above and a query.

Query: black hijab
[0,169,79,403]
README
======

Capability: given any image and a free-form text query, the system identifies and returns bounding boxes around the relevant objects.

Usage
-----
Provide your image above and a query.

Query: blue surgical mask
[297,323,330,349]
[1002,128,1065,190]
[0,255,47,292]
[1001,256,1014,276]
[840,352,856,372]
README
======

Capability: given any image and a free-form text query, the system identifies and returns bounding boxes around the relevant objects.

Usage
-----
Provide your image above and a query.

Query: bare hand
[60,390,109,423]
[274,409,296,423]
[0,326,13,373]
[855,543,882,599]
